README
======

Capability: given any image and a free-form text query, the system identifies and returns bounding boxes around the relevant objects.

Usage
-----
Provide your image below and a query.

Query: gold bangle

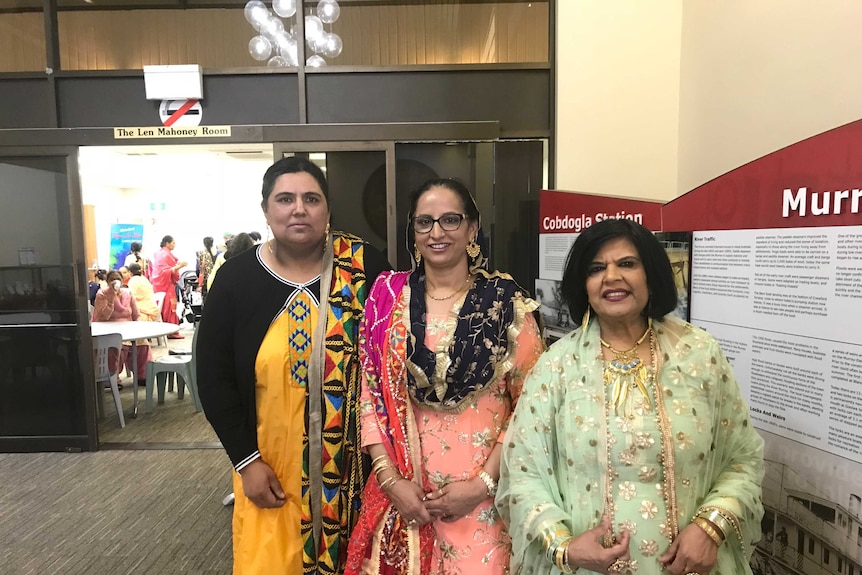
[541,522,574,562]
[372,460,394,476]
[371,454,389,467]
[556,537,575,573]
[379,475,402,492]
[476,470,498,497]
[701,509,734,539]
[693,517,724,547]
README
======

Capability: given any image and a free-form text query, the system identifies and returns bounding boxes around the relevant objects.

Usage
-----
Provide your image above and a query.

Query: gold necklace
[600,322,653,415]
[426,275,471,301]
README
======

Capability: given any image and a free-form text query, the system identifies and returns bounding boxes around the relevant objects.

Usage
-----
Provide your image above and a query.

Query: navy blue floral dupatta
[405,269,525,412]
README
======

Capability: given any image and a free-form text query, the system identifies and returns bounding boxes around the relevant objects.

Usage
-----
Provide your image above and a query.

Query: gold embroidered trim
[652,343,680,541]
[403,272,539,414]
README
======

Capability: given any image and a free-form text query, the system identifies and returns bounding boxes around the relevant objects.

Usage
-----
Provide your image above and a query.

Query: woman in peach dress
[345,179,544,575]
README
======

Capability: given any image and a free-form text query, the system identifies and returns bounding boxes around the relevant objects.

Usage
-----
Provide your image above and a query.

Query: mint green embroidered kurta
[497,315,764,575]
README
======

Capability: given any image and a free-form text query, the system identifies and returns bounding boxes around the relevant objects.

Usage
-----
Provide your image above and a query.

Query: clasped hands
[387,475,489,527]
[239,458,490,527]
[565,515,717,575]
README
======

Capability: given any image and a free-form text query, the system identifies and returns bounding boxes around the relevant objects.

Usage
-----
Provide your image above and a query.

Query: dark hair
[248,231,262,242]
[225,232,255,260]
[560,219,677,322]
[128,263,142,276]
[260,156,329,209]
[407,178,480,249]
[203,236,214,249]
[160,235,174,248]
[129,241,142,253]
[95,269,107,281]
[105,269,123,283]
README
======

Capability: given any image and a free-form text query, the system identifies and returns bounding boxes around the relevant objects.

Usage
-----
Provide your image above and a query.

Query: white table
[91,321,180,417]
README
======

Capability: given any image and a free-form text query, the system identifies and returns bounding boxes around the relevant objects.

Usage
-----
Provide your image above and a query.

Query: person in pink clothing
[151,234,187,338]
[345,179,545,575]
[91,269,152,388]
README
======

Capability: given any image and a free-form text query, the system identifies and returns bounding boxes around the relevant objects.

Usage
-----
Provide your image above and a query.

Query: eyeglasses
[412,213,467,234]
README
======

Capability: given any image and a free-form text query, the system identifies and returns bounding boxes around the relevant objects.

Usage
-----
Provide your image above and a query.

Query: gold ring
[609,559,630,572]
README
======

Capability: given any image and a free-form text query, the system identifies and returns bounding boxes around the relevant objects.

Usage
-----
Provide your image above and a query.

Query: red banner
[539,190,663,233]
[663,119,862,231]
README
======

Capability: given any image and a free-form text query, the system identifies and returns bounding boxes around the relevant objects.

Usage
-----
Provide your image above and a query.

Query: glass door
[0,150,96,452]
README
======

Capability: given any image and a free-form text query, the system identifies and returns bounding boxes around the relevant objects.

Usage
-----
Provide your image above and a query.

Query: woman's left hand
[658,522,719,575]
[422,477,488,522]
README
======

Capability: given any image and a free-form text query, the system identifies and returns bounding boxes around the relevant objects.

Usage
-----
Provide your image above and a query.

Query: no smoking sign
[159,99,202,127]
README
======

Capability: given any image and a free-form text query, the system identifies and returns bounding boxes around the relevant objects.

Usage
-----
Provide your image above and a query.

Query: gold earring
[466,240,480,259]
[414,246,422,263]
[324,223,330,250]
[581,307,591,331]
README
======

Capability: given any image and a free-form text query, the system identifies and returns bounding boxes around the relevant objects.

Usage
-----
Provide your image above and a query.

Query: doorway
[1,135,547,451]
[0,150,96,452]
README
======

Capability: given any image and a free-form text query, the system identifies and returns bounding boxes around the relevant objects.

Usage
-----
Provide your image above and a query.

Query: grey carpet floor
[0,450,234,574]
[1,326,236,574]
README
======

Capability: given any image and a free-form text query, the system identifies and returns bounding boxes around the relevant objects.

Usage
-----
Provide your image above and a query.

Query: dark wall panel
[57,76,156,127]
[199,75,299,125]
[306,69,550,135]
[0,79,55,129]
[56,74,299,128]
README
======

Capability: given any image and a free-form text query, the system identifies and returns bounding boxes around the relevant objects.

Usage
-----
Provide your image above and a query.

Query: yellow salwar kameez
[232,288,317,575]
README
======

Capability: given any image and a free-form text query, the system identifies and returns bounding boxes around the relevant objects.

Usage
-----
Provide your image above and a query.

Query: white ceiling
[78,143,274,190]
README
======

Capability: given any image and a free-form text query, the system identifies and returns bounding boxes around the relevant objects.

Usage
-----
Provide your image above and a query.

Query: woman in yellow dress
[196,156,389,575]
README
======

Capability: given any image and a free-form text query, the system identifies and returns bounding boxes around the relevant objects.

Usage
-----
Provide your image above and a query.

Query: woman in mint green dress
[497,220,764,575]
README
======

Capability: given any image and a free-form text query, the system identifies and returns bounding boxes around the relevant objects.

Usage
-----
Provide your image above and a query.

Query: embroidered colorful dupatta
[344,270,433,575]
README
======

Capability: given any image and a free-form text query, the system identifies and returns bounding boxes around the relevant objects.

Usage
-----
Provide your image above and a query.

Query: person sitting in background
[127,263,160,322]
[88,269,107,306]
[92,269,151,390]
[118,266,131,286]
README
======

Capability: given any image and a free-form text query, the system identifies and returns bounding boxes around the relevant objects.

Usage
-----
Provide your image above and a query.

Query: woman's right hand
[239,459,286,509]
[566,514,631,574]
[386,479,433,526]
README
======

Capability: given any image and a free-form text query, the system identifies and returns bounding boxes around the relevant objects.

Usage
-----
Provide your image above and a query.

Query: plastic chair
[145,326,201,413]
[93,333,125,428]
[151,292,168,347]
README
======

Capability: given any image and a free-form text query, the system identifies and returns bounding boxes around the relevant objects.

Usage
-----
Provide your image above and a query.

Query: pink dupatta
[344,271,433,575]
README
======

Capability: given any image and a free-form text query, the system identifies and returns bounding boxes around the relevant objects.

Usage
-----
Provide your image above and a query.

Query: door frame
[0,145,98,452]
[273,141,398,264]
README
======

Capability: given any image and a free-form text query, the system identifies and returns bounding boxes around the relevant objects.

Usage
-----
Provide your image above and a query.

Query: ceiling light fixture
[245,0,342,68]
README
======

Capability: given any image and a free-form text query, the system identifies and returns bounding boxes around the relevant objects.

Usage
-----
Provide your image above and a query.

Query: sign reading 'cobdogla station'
[113,126,232,139]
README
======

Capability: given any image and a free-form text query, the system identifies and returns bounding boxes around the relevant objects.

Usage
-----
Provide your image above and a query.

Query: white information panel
[690,225,862,463]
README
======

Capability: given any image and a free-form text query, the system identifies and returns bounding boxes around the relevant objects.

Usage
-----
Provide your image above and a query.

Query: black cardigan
[196,241,390,468]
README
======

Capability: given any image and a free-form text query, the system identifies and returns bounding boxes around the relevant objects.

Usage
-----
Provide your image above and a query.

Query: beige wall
[52,3,545,70]
[678,1,862,193]
[555,0,682,201]
[0,12,45,72]
[556,0,862,200]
